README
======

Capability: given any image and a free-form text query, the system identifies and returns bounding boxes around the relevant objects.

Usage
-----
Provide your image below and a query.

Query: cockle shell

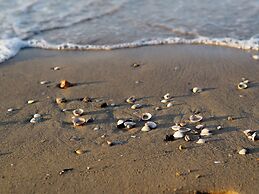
[172,125,181,131]
[163,93,171,100]
[192,87,202,93]
[141,113,152,121]
[237,82,248,90]
[72,117,86,126]
[141,124,151,132]
[75,149,85,155]
[146,121,157,129]
[189,114,203,123]
[72,109,84,116]
[238,148,247,155]
[200,128,212,136]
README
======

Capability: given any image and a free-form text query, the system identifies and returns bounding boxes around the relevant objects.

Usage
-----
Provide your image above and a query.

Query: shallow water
[0,0,259,63]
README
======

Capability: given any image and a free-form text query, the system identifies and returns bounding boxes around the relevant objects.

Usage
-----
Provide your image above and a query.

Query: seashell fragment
[171,125,181,131]
[40,80,50,85]
[131,104,142,110]
[196,124,204,130]
[252,54,259,60]
[237,82,248,90]
[243,129,253,137]
[196,139,206,144]
[163,93,171,100]
[161,99,168,103]
[189,114,203,123]
[59,80,72,89]
[82,96,92,103]
[126,96,136,104]
[141,124,151,132]
[7,108,14,112]
[192,87,202,93]
[124,121,136,129]
[53,66,60,71]
[141,113,152,121]
[200,128,212,136]
[167,102,173,108]
[238,148,247,155]
[173,131,184,139]
[27,100,36,104]
[217,125,222,130]
[72,117,86,126]
[30,114,42,123]
[117,120,125,129]
[75,149,85,155]
[72,109,84,116]
[146,121,157,129]
[155,106,162,111]
[251,132,258,141]
[56,97,66,104]
[184,135,191,142]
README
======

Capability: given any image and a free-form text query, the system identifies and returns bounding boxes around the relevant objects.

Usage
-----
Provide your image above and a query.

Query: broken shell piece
[196,124,204,130]
[27,100,36,104]
[72,117,86,126]
[72,109,84,116]
[117,120,125,129]
[243,129,253,137]
[56,97,66,104]
[252,54,259,60]
[163,93,171,100]
[238,148,248,155]
[131,104,142,110]
[141,113,152,121]
[172,125,181,131]
[217,125,222,130]
[167,102,173,108]
[161,99,168,103]
[173,131,184,139]
[126,96,136,104]
[7,108,14,112]
[189,114,203,123]
[59,80,72,89]
[82,96,92,103]
[200,128,212,136]
[141,124,151,132]
[196,139,206,144]
[124,121,136,129]
[146,121,157,129]
[241,78,249,84]
[184,135,191,142]
[75,149,85,155]
[237,82,248,90]
[251,132,258,141]
[192,87,202,93]
[40,80,50,85]
[53,66,60,70]
[155,106,162,111]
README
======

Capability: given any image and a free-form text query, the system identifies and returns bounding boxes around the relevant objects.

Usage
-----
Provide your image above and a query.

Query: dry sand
[0,45,258,194]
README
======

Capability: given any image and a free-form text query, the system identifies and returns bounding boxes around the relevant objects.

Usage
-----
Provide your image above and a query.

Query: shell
[27,100,35,104]
[241,78,249,84]
[184,135,191,142]
[217,125,222,130]
[30,114,42,123]
[173,131,184,139]
[155,106,162,111]
[72,109,84,116]
[75,149,85,155]
[163,93,171,100]
[196,139,206,144]
[192,87,202,93]
[196,124,204,129]
[238,148,247,155]
[59,80,72,89]
[167,102,173,108]
[34,114,41,118]
[126,96,136,104]
[252,54,259,60]
[117,119,125,128]
[82,96,92,103]
[200,128,212,136]
[237,82,248,90]
[40,80,50,85]
[189,114,203,123]
[179,128,191,133]
[124,121,136,129]
[161,99,168,103]
[53,66,60,70]
[141,113,152,121]
[243,129,253,137]
[141,124,151,132]
[171,125,181,131]
[146,121,157,129]
[56,97,66,104]
[72,117,86,126]
[251,132,258,141]
[131,104,142,110]
[7,108,14,112]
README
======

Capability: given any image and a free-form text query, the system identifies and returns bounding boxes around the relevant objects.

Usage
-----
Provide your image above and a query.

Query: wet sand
[0,45,258,194]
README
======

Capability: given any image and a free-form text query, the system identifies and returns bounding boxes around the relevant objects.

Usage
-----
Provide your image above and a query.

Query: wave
[1,36,259,64]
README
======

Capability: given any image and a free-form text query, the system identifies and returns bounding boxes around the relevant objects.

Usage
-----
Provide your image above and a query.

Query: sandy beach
[0,45,258,194]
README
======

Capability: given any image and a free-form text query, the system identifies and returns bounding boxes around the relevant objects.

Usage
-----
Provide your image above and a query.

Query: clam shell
[141,124,151,132]
[173,131,184,139]
[53,66,60,70]
[251,132,258,141]
[131,104,142,110]
[196,139,206,144]
[72,117,86,126]
[72,109,84,116]
[126,96,136,104]
[192,87,202,93]
[167,102,173,108]
[117,119,125,127]
[161,99,168,103]
[146,121,157,129]
[200,128,212,136]
[189,115,203,123]
[141,113,152,121]
[171,125,181,131]
[163,93,171,100]
[33,114,41,118]
[237,82,248,90]
[75,149,85,155]
[238,148,247,155]
[59,80,71,89]
[27,100,35,104]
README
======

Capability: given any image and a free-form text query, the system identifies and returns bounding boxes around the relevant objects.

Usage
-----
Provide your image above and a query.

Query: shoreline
[0,45,258,194]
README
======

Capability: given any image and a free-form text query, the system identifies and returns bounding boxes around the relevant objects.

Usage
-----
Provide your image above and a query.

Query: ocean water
[1,0,259,63]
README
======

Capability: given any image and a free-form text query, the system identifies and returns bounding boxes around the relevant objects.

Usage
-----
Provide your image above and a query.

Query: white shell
[33,114,41,118]
[72,109,84,116]
[117,120,124,126]
[72,117,86,126]
[200,128,212,136]
[238,148,247,155]
[179,128,191,133]
[196,124,204,129]
[131,104,142,110]
[124,121,136,129]
[40,80,49,85]
[192,87,202,93]
[161,99,168,103]
[173,131,184,139]
[196,139,206,144]
[163,93,171,100]
[53,66,60,70]
[189,115,203,123]
[243,129,252,136]
[237,82,248,90]
[146,121,157,129]
[27,100,35,104]
[141,125,151,132]
[217,125,222,130]
[141,113,152,121]
[126,96,136,104]
[167,102,173,108]
[7,108,14,112]
[171,125,181,131]
[30,114,42,123]
[252,54,259,60]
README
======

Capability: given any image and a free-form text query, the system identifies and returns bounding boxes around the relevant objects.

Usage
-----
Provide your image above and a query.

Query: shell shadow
[212,126,238,135]
[248,147,259,154]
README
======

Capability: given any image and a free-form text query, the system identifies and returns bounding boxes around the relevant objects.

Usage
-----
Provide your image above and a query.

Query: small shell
[146,121,157,129]
[251,132,258,141]
[126,96,136,104]
[131,104,142,110]
[179,128,191,133]
[40,80,50,85]
[167,102,173,108]
[34,114,41,118]
[59,80,72,89]
[184,135,191,142]
[141,124,151,132]
[141,113,152,121]
[237,82,248,90]
[30,114,42,123]
[196,139,206,144]
[53,66,60,70]
[56,97,66,104]
[82,96,92,103]
[241,78,249,84]
[217,125,222,130]
[196,124,204,130]
[163,93,171,100]
[171,125,181,131]
[27,100,35,104]
[243,129,253,137]
[72,109,84,116]
[238,148,247,155]
[124,121,136,129]
[75,149,85,155]
[7,108,14,112]
[252,54,259,60]
[200,128,212,136]
[189,115,203,123]
[155,106,162,111]
[173,131,184,139]
[117,120,125,128]
[161,99,168,103]
[192,87,202,93]
[72,117,86,126]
